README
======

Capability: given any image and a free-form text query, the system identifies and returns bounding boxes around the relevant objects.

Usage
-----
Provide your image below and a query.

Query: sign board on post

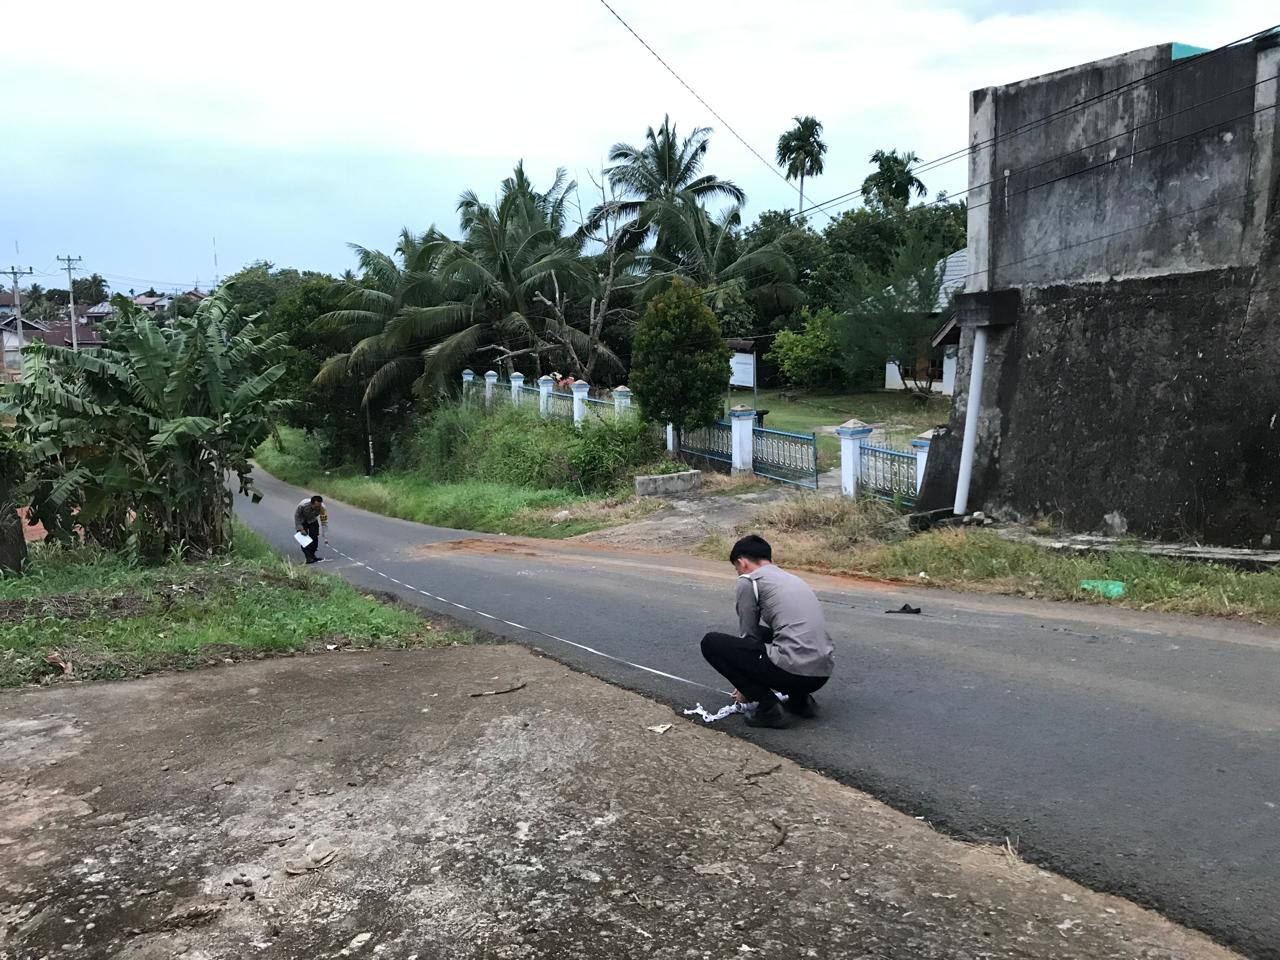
[729,352,756,388]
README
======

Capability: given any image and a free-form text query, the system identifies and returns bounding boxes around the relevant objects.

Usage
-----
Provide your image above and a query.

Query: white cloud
[4,0,1274,278]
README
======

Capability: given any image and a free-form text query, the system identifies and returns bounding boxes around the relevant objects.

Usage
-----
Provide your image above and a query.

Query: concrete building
[918,34,1280,546]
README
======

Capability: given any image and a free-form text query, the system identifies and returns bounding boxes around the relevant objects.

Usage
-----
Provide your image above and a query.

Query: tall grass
[256,402,666,537]
[0,525,468,687]
[399,402,662,494]
[722,497,1280,623]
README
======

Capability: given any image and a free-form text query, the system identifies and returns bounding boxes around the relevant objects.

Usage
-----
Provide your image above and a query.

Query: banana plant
[3,283,291,560]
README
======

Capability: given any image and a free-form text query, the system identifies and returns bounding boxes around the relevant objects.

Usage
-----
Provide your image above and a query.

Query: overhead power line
[807,73,1278,219]
[801,23,1279,220]
[593,0,808,210]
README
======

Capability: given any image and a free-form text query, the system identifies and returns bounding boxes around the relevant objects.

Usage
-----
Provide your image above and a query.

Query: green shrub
[400,401,662,495]
[770,308,847,389]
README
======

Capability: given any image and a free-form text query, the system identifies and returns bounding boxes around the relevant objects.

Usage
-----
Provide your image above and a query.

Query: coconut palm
[585,116,746,254]
[776,116,827,215]
[324,164,609,399]
[862,149,927,207]
[641,198,799,318]
[313,229,446,406]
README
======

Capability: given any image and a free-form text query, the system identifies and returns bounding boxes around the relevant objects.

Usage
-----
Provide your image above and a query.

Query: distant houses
[882,247,968,396]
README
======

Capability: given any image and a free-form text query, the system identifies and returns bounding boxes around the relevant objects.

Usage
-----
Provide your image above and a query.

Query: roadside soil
[574,485,788,551]
[0,644,1239,960]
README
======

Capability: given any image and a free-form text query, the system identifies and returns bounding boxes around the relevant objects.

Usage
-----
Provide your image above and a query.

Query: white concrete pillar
[483,370,498,405]
[613,385,632,415]
[571,381,590,426]
[912,437,931,495]
[729,406,755,475]
[461,369,475,395]
[837,424,874,497]
[941,349,958,396]
[954,326,988,515]
[884,362,901,391]
[537,375,554,415]
[666,423,676,453]
[510,372,525,406]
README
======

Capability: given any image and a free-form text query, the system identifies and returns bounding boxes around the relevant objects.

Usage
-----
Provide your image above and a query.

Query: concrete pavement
[238,470,1280,959]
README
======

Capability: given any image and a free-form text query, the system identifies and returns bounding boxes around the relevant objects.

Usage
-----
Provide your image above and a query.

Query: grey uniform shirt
[737,564,834,677]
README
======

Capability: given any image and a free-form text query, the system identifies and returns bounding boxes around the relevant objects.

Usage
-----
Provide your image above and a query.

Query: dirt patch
[0,646,1240,959]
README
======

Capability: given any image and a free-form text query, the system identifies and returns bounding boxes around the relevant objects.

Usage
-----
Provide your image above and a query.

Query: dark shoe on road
[783,694,818,719]
[745,703,791,729]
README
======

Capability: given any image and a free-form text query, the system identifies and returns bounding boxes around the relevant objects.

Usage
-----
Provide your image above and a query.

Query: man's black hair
[310,495,324,504]
[729,534,772,564]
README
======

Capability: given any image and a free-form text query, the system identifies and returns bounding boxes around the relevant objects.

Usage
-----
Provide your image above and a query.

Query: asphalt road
[238,471,1280,959]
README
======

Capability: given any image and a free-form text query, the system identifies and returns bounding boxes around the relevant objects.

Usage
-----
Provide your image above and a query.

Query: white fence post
[461,369,475,395]
[837,424,874,497]
[729,405,755,475]
[483,370,498,405]
[613,385,632,416]
[571,381,590,427]
[510,372,524,406]
[537,375,553,416]
[666,423,676,452]
[912,437,931,494]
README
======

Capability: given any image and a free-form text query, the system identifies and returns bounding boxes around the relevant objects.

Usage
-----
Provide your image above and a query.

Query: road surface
[238,471,1280,959]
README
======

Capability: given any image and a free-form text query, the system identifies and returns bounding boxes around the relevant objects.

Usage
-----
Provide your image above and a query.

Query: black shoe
[782,694,818,719]
[745,703,791,729]
[304,558,318,565]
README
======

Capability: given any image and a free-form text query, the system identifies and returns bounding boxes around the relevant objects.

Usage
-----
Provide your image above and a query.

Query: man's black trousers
[301,520,320,563]
[700,632,828,708]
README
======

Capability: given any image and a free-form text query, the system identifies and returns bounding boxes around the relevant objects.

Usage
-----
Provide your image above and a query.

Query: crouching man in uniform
[701,535,834,729]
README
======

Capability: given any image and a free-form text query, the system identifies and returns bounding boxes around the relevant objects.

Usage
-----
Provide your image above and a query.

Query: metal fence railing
[581,396,616,421]
[860,442,917,504]
[545,391,573,420]
[752,426,818,489]
[679,421,733,472]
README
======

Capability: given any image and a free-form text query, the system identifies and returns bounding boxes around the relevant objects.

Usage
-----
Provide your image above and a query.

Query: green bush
[400,401,662,494]
[770,307,847,389]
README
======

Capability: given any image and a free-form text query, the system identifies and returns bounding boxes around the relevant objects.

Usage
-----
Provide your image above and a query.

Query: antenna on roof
[212,237,220,287]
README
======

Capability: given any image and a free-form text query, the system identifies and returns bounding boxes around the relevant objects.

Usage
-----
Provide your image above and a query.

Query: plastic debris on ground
[1079,579,1126,599]
[684,692,788,724]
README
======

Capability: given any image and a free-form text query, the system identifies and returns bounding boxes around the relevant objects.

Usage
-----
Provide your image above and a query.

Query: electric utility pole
[57,255,83,350]
[2,265,33,376]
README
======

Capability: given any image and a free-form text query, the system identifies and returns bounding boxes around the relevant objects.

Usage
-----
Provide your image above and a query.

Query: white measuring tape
[330,549,726,694]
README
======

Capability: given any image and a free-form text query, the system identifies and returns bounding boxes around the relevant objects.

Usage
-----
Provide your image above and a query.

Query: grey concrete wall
[969,40,1278,287]
[929,37,1280,545]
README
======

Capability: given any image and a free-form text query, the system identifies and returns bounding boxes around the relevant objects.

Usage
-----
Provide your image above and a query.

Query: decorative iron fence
[860,442,917,504]
[581,396,616,421]
[545,391,573,419]
[752,427,818,489]
[679,421,732,471]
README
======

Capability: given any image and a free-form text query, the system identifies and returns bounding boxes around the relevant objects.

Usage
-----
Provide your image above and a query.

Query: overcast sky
[3,0,1272,294]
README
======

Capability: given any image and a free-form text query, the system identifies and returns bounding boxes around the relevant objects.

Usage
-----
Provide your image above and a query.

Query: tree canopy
[629,279,730,435]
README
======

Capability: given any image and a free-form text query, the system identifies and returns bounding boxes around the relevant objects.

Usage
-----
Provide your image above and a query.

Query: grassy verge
[0,525,471,688]
[708,496,1280,623]
[256,427,659,538]
[742,389,950,467]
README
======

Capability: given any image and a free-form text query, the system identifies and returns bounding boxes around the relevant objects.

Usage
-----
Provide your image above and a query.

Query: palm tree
[776,116,827,215]
[313,230,445,406]
[642,197,798,317]
[862,149,927,208]
[586,115,746,254]
[323,164,608,399]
